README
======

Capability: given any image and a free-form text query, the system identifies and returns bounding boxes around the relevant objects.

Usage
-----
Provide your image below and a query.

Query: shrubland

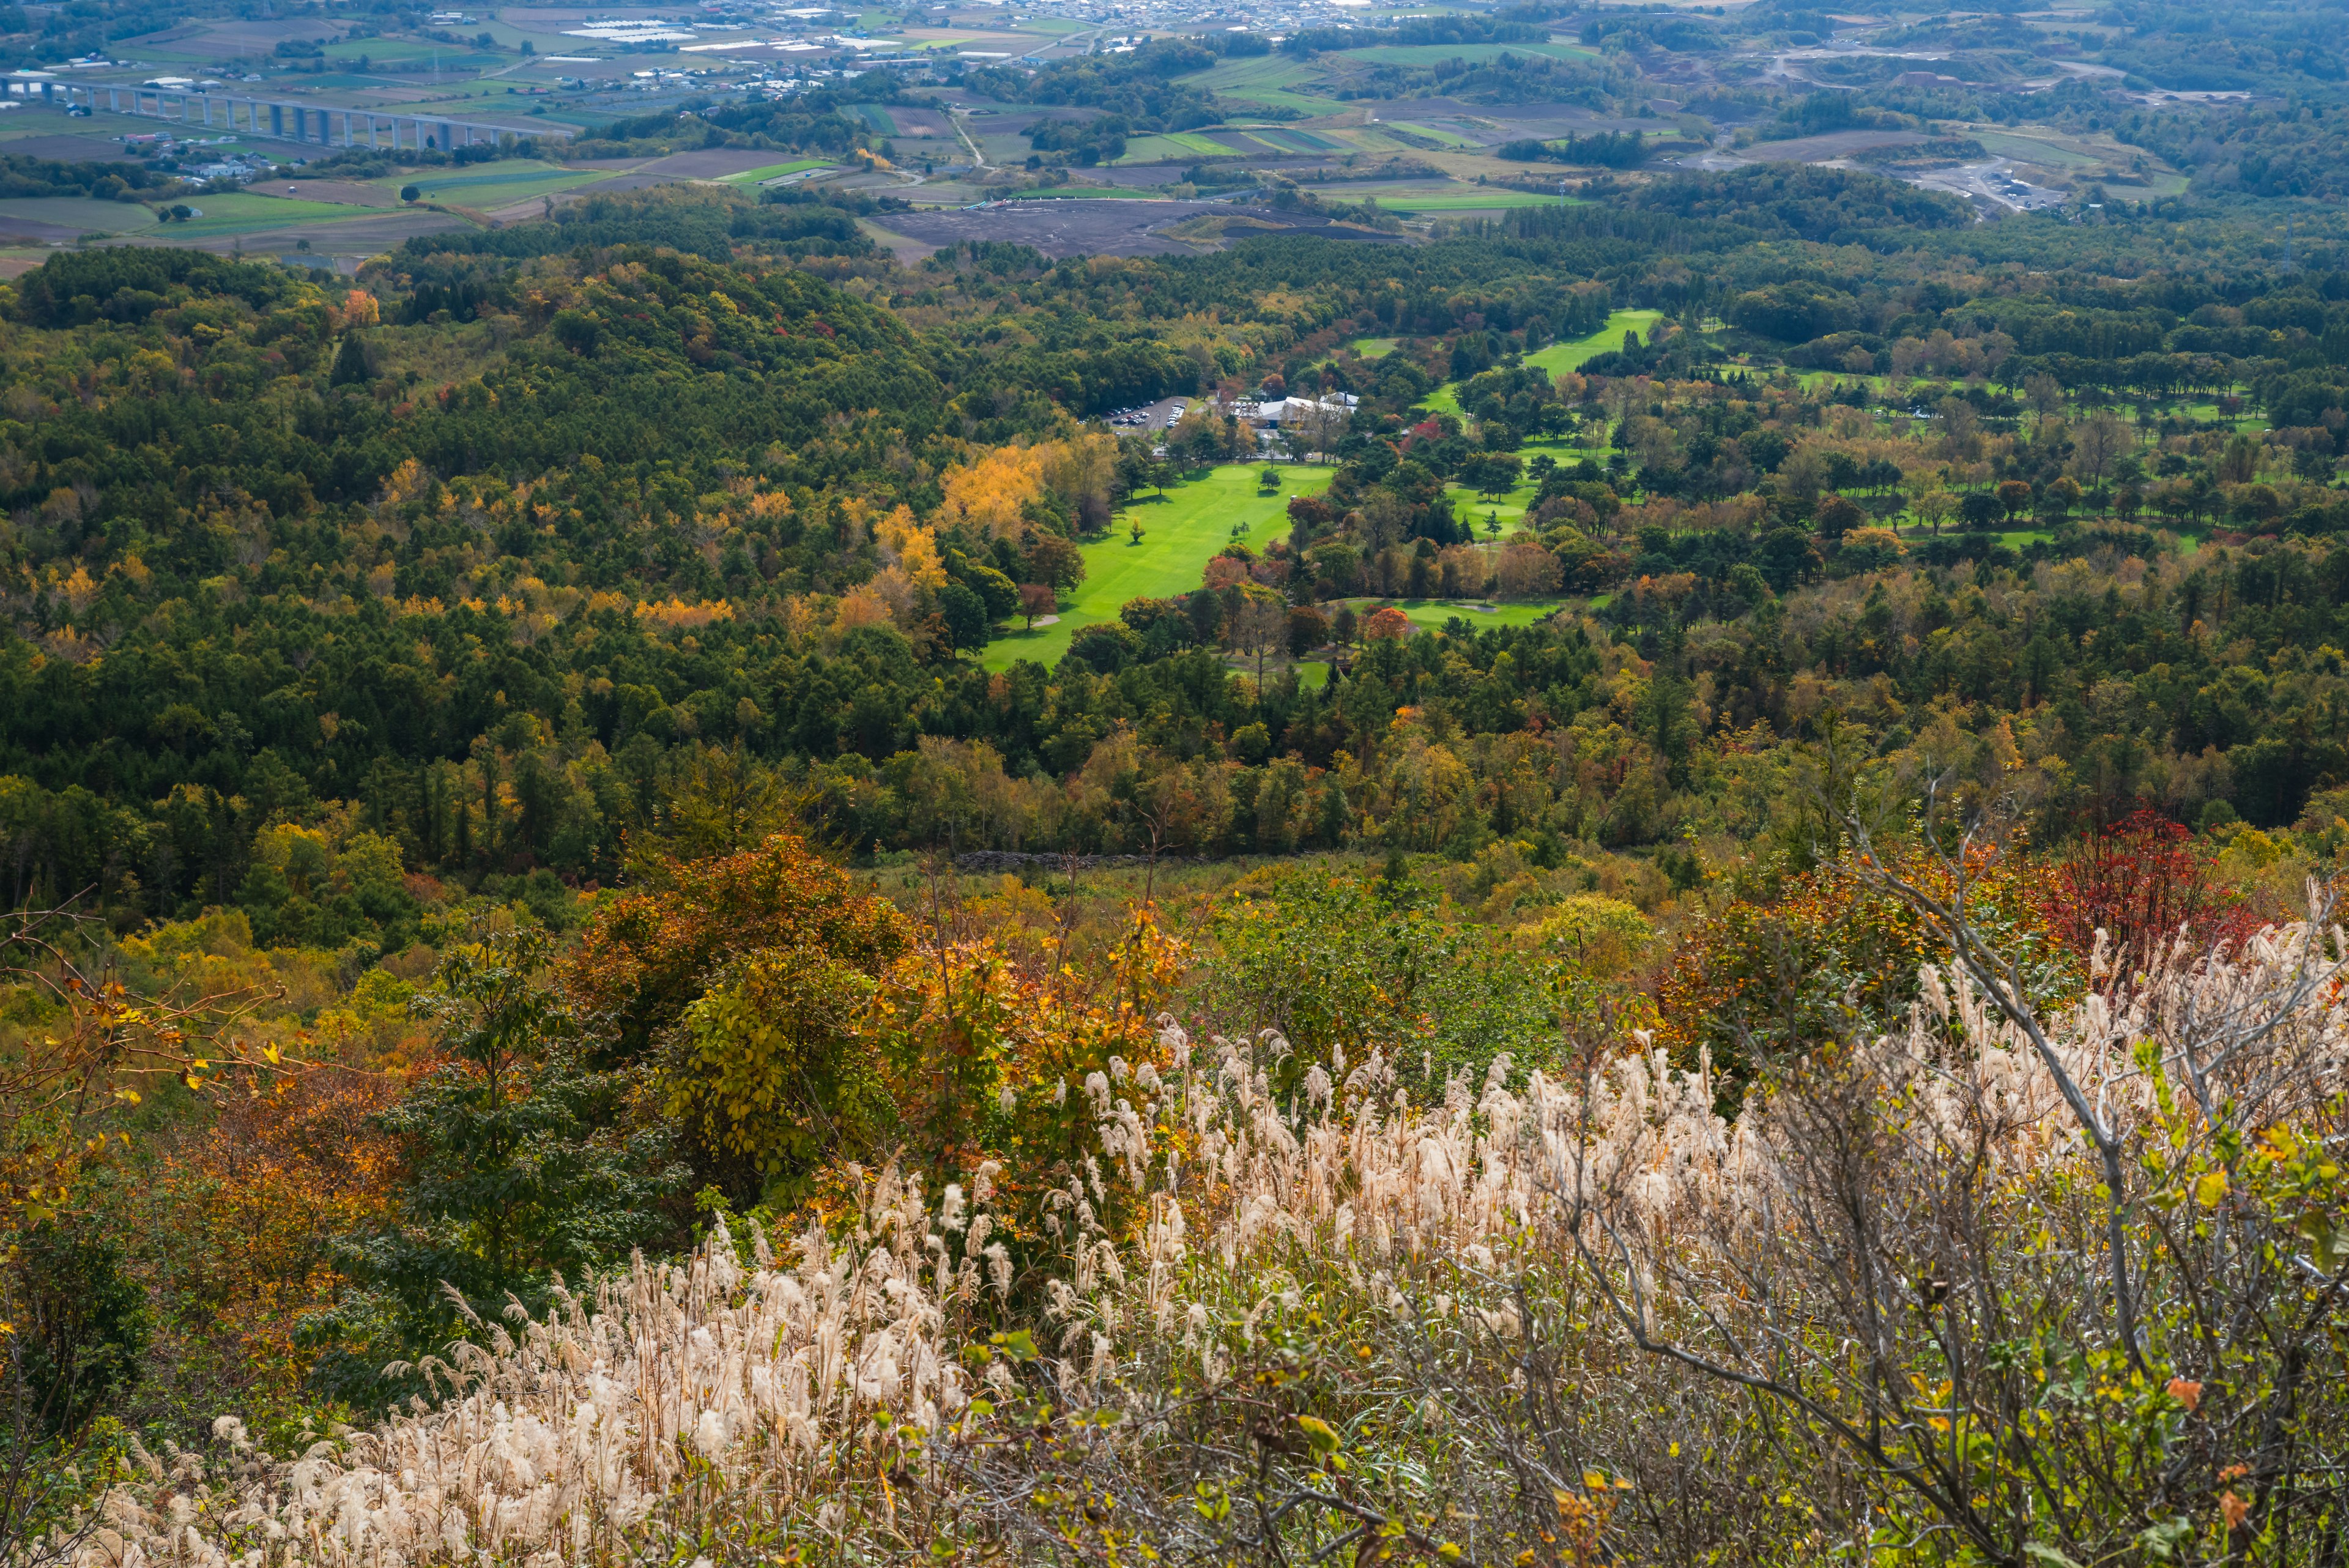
[4,809,2343,1566]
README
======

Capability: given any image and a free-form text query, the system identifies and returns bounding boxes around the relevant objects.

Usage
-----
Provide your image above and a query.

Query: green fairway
[982,464,1335,672]
[1348,337,1399,358]
[1420,311,1657,416]
[1523,309,1664,376]
[1343,596,1571,633]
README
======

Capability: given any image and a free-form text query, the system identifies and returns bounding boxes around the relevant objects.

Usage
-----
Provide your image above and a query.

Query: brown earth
[0,133,144,162]
[1734,128,1926,162]
[637,147,801,177]
[276,180,403,206]
[868,198,1409,259]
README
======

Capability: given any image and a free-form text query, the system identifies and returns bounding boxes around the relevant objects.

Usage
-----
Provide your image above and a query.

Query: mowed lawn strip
[982,463,1336,672]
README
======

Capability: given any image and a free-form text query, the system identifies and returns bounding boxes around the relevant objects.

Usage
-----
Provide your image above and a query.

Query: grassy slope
[982,464,1336,672]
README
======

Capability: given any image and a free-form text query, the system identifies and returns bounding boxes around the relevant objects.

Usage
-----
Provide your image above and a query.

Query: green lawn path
[982,464,1335,672]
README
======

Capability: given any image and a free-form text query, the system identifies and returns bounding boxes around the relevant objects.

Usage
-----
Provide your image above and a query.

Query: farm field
[0,197,158,235]
[1178,56,1351,115]
[1371,188,1578,213]
[153,191,373,237]
[1385,121,1480,148]
[378,163,607,209]
[721,158,836,184]
[981,464,1336,672]
[1342,41,1598,65]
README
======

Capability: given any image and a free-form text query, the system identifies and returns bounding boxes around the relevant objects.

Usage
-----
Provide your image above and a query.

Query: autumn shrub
[2044,808,2268,975]
[1658,839,2075,1094]
[126,1069,403,1417]
[81,905,2349,1567]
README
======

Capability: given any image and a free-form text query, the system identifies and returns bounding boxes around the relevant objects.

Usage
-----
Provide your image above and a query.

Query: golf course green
[982,464,1336,671]
[1425,310,1664,416]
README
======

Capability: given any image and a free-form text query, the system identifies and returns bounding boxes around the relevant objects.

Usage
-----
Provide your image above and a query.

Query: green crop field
[1375,188,1581,214]
[858,106,898,135]
[1113,135,1209,165]
[982,464,1335,672]
[1178,56,1350,115]
[156,193,362,237]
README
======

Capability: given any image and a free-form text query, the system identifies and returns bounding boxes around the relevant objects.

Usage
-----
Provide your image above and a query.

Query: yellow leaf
[1295,1414,1341,1455]
[2196,1170,2229,1208]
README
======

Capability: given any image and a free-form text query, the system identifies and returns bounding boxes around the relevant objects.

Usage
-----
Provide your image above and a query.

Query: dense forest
[4,39,2349,1562]
[6,177,2349,951]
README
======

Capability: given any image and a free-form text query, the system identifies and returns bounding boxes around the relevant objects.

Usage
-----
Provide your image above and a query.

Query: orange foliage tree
[562,830,912,1068]
[130,1071,402,1411]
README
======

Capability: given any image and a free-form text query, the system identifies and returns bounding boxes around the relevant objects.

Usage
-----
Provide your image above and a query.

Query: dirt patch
[880,108,954,139]
[0,252,50,278]
[1082,165,1195,187]
[638,147,800,177]
[867,199,1408,259]
[0,219,88,245]
[1385,99,1650,134]
[1735,129,1925,162]
[858,215,936,263]
[969,106,1099,135]
[148,17,348,59]
[0,133,142,162]
[277,180,402,207]
[568,173,673,195]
